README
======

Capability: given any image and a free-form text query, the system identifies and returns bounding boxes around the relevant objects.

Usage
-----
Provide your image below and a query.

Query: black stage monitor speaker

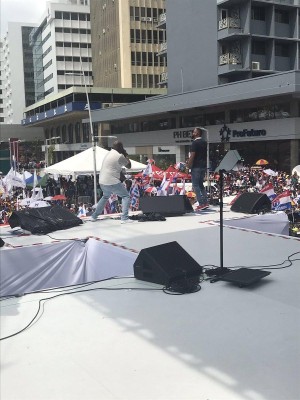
[230,192,271,214]
[134,241,202,286]
[139,195,193,217]
[218,268,271,287]
[8,205,83,234]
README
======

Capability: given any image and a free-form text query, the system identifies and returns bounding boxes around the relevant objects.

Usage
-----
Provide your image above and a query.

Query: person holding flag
[272,190,292,211]
[90,141,134,224]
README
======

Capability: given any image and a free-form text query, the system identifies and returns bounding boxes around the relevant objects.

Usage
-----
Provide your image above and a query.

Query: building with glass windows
[1,22,37,124]
[29,0,92,102]
[87,0,300,172]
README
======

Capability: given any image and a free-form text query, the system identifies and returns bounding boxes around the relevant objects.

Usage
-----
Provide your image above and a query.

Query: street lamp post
[45,136,60,167]
[65,59,97,204]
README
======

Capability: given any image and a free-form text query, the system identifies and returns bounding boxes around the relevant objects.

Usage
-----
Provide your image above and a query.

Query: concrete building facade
[30,0,92,102]
[1,22,37,124]
[87,0,300,172]
[90,0,167,89]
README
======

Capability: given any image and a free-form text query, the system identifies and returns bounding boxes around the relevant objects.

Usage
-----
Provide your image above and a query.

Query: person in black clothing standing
[187,127,208,210]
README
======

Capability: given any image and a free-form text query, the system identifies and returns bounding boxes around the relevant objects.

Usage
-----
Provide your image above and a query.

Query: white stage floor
[1,205,300,400]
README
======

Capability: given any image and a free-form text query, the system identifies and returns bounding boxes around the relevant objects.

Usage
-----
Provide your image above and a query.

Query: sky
[0,0,52,36]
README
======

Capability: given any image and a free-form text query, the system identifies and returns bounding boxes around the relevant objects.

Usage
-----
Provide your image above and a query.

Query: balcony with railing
[158,71,168,86]
[157,41,167,57]
[157,13,166,28]
[218,52,243,75]
[218,17,241,31]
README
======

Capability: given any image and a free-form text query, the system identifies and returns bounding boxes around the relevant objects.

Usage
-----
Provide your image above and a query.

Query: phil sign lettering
[173,129,193,143]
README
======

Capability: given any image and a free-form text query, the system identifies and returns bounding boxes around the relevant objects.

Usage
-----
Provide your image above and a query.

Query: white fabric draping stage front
[0,239,137,297]
[223,211,289,235]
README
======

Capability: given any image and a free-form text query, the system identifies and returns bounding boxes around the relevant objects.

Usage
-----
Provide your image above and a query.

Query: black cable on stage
[203,250,300,275]
[0,282,165,341]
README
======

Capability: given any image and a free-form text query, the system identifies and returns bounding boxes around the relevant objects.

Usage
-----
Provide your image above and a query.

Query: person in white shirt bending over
[90,141,134,224]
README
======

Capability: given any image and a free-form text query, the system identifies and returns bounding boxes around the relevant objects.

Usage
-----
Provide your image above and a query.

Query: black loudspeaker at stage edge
[8,205,83,234]
[139,195,193,217]
[230,192,271,214]
[134,241,203,286]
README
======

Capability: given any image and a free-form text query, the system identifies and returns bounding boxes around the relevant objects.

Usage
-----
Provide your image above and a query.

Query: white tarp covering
[0,239,137,297]
[44,146,146,176]
[223,211,289,235]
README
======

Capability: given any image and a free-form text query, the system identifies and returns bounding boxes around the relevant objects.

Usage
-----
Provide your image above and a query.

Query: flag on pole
[180,180,186,195]
[33,170,38,190]
[260,183,276,200]
[130,180,140,210]
[142,163,152,177]
[77,204,87,217]
[272,190,292,211]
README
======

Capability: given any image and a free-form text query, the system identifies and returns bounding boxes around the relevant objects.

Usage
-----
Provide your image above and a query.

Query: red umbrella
[52,194,67,201]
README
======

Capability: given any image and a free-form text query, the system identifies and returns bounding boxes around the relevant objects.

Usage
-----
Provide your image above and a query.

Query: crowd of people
[0,164,299,224]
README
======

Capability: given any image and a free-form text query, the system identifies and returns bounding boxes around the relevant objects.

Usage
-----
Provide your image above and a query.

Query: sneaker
[195,203,209,211]
[120,219,135,224]
[90,217,98,222]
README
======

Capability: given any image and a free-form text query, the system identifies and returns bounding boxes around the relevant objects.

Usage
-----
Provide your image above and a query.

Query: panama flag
[272,190,292,211]
[142,162,152,177]
[77,204,87,218]
[260,183,276,200]
[130,181,140,210]
[180,180,186,195]
[157,173,170,196]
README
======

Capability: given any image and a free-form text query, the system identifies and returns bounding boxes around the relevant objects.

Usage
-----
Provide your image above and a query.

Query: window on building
[275,9,289,24]
[75,122,81,143]
[55,11,62,19]
[147,30,152,44]
[82,124,90,142]
[68,124,74,143]
[142,52,147,66]
[252,41,266,55]
[137,74,142,88]
[143,74,148,88]
[275,43,289,57]
[63,12,71,19]
[251,7,265,21]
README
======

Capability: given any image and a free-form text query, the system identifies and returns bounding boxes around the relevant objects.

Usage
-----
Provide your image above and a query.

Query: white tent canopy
[44,146,146,176]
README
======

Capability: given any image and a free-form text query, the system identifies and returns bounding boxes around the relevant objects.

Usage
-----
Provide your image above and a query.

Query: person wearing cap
[90,141,134,224]
[187,127,209,210]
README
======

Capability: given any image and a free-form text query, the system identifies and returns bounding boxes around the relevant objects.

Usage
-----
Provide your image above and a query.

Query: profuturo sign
[220,124,267,142]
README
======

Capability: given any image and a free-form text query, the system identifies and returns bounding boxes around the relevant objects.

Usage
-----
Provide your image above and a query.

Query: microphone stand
[219,168,225,270]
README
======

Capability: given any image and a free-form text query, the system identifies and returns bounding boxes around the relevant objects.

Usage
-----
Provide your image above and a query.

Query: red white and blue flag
[130,181,141,210]
[143,163,152,177]
[272,190,292,211]
[260,183,276,200]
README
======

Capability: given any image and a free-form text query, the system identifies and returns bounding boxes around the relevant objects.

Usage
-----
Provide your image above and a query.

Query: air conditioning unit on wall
[252,61,260,70]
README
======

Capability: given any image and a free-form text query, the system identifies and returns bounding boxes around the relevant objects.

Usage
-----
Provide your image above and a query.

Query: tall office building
[1,22,37,124]
[90,0,167,89]
[30,0,92,102]
[0,42,4,124]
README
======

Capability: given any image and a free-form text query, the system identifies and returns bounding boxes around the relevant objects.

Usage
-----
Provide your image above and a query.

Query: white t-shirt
[99,149,129,185]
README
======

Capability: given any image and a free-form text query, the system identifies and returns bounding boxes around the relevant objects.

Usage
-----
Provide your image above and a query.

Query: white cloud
[1,0,48,36]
